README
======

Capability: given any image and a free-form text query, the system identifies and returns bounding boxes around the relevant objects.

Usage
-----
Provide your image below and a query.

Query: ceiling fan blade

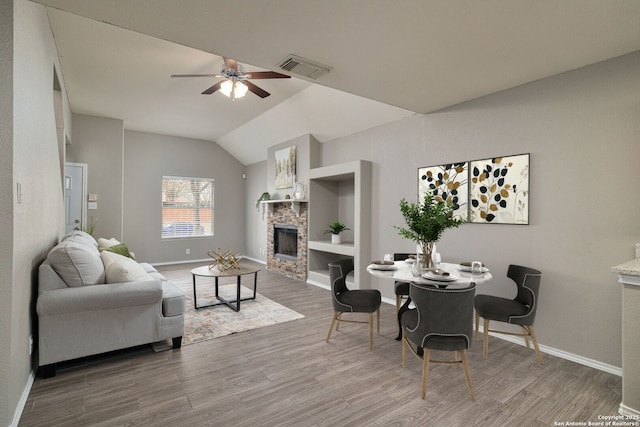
[201,81,223,95]
[171,74,219,78]
[245,71,291,80]
[223,57,238,72]
[244,80,270,98]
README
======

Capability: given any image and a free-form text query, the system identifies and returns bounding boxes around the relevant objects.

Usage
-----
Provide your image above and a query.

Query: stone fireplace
[266,201,307,280]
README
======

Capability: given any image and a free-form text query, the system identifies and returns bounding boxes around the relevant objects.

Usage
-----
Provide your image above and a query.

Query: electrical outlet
[259,247,263,255]
[29,335,33,355]
[186,249,190,255]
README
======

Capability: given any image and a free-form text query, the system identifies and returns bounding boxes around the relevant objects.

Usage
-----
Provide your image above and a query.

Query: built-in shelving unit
[307,160,371,289]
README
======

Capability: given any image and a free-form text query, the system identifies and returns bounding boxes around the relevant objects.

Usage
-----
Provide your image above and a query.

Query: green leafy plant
[83,217,97,236]
[323,221,350,235]
[394,193,465,267]
[256,192,271,209]
[395,193,465,242]
[256,192,271,219]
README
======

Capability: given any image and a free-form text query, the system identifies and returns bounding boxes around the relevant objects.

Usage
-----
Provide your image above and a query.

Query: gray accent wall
[244,160,268,262]
[315,51,640,368]
[67,120,247,264]
[2,1,71,425]
[243,52,640,369]
[123,130,246,264]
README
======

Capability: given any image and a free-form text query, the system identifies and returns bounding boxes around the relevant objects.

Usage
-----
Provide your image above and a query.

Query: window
[162,176,213,238]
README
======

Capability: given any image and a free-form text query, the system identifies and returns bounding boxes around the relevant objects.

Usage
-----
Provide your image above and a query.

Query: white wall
[318,52,640,368]
[2,1,71,424]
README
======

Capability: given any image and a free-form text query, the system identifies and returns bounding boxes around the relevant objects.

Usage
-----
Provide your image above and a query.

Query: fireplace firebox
[274,224,298,261]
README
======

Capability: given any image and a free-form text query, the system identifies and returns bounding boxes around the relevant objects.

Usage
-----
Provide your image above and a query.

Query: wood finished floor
[21,262,621,426]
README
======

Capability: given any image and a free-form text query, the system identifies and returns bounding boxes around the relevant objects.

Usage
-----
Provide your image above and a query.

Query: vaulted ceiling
[33,0,640,165]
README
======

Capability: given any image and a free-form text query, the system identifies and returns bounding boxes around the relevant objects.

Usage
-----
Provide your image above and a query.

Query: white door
[64,163,87,234]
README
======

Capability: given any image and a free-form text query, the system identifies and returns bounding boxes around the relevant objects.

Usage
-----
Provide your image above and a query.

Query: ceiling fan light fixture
[220,79,248,100]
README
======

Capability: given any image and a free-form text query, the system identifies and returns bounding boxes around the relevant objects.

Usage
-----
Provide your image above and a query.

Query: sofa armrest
[36,280,163,316]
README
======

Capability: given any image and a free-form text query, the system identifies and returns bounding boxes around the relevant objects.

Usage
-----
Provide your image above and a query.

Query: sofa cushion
[62,230,99,248]
[48,239,105,287]
[161,281,185,317]
[139,263,167,281]
[100,251,153,283]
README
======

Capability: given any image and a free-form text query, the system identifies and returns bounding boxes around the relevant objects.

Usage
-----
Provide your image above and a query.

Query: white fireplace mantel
[261,199,308,217]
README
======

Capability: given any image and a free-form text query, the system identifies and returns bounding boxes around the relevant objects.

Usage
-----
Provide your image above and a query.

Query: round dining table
[367,260,493,339]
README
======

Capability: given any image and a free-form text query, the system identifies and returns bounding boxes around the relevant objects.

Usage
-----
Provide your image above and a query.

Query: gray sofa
[36,230,185,378]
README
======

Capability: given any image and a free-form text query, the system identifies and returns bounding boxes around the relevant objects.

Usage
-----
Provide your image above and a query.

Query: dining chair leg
[335,312,342,331]
[395,295,401,313]
[326,311,338,342]
[368,312,374,351]
[483,318,489,359]
[521,326,531,348]
[421,349,431,399]
[452,351,459,368]
[460,350,476,401]
[475,312,480,341]
[401,330,407,368]
[527,325,544,365]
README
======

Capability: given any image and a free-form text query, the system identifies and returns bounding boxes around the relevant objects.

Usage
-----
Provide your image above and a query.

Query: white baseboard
[480,327,622,376]
[151,258,210,266]
[619,403,640,416]
[307,279,330,291]
[11,369,35,427]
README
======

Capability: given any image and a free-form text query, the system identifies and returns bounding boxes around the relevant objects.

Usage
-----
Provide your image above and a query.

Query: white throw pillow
[98,237,121,249]
[100,251,153,283]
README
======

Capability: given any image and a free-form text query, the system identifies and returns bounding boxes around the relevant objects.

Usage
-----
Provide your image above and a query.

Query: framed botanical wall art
[469,153,529,224]
[418,162,469,220]
[275,146,296,189]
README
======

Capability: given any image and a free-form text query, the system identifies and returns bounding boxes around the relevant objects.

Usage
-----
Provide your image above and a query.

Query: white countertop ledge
[612,259,640,276]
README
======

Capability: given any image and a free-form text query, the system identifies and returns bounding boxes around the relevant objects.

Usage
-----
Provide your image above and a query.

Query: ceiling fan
[171,57,291,100]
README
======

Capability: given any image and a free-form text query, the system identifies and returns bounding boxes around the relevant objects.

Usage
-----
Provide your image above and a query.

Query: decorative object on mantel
[292,181,306,200]
[207,248,244,271]
[469,154,529,224]
[256,192,271,219]
[275,146,296,189]
[323,221,350,245]
[395,193,465,270]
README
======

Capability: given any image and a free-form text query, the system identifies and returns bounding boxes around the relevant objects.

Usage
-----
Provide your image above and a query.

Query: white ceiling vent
[278,54,331,80]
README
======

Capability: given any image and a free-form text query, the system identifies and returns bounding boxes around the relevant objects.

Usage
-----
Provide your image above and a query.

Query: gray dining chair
[326,258,381,351]
[401,282,476,400]
[393,253,413,313]
[474,264,543,364]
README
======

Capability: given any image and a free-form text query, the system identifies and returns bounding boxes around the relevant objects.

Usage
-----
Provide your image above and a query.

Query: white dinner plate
[458,265,490,273]
[422,272,457,282]
[369,263,397,271]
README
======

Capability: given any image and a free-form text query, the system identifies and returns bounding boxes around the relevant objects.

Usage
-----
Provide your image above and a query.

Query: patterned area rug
[179,283,305,345]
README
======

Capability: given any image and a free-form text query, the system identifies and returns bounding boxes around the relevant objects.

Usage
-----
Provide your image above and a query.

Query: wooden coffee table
[191,261,261,311]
